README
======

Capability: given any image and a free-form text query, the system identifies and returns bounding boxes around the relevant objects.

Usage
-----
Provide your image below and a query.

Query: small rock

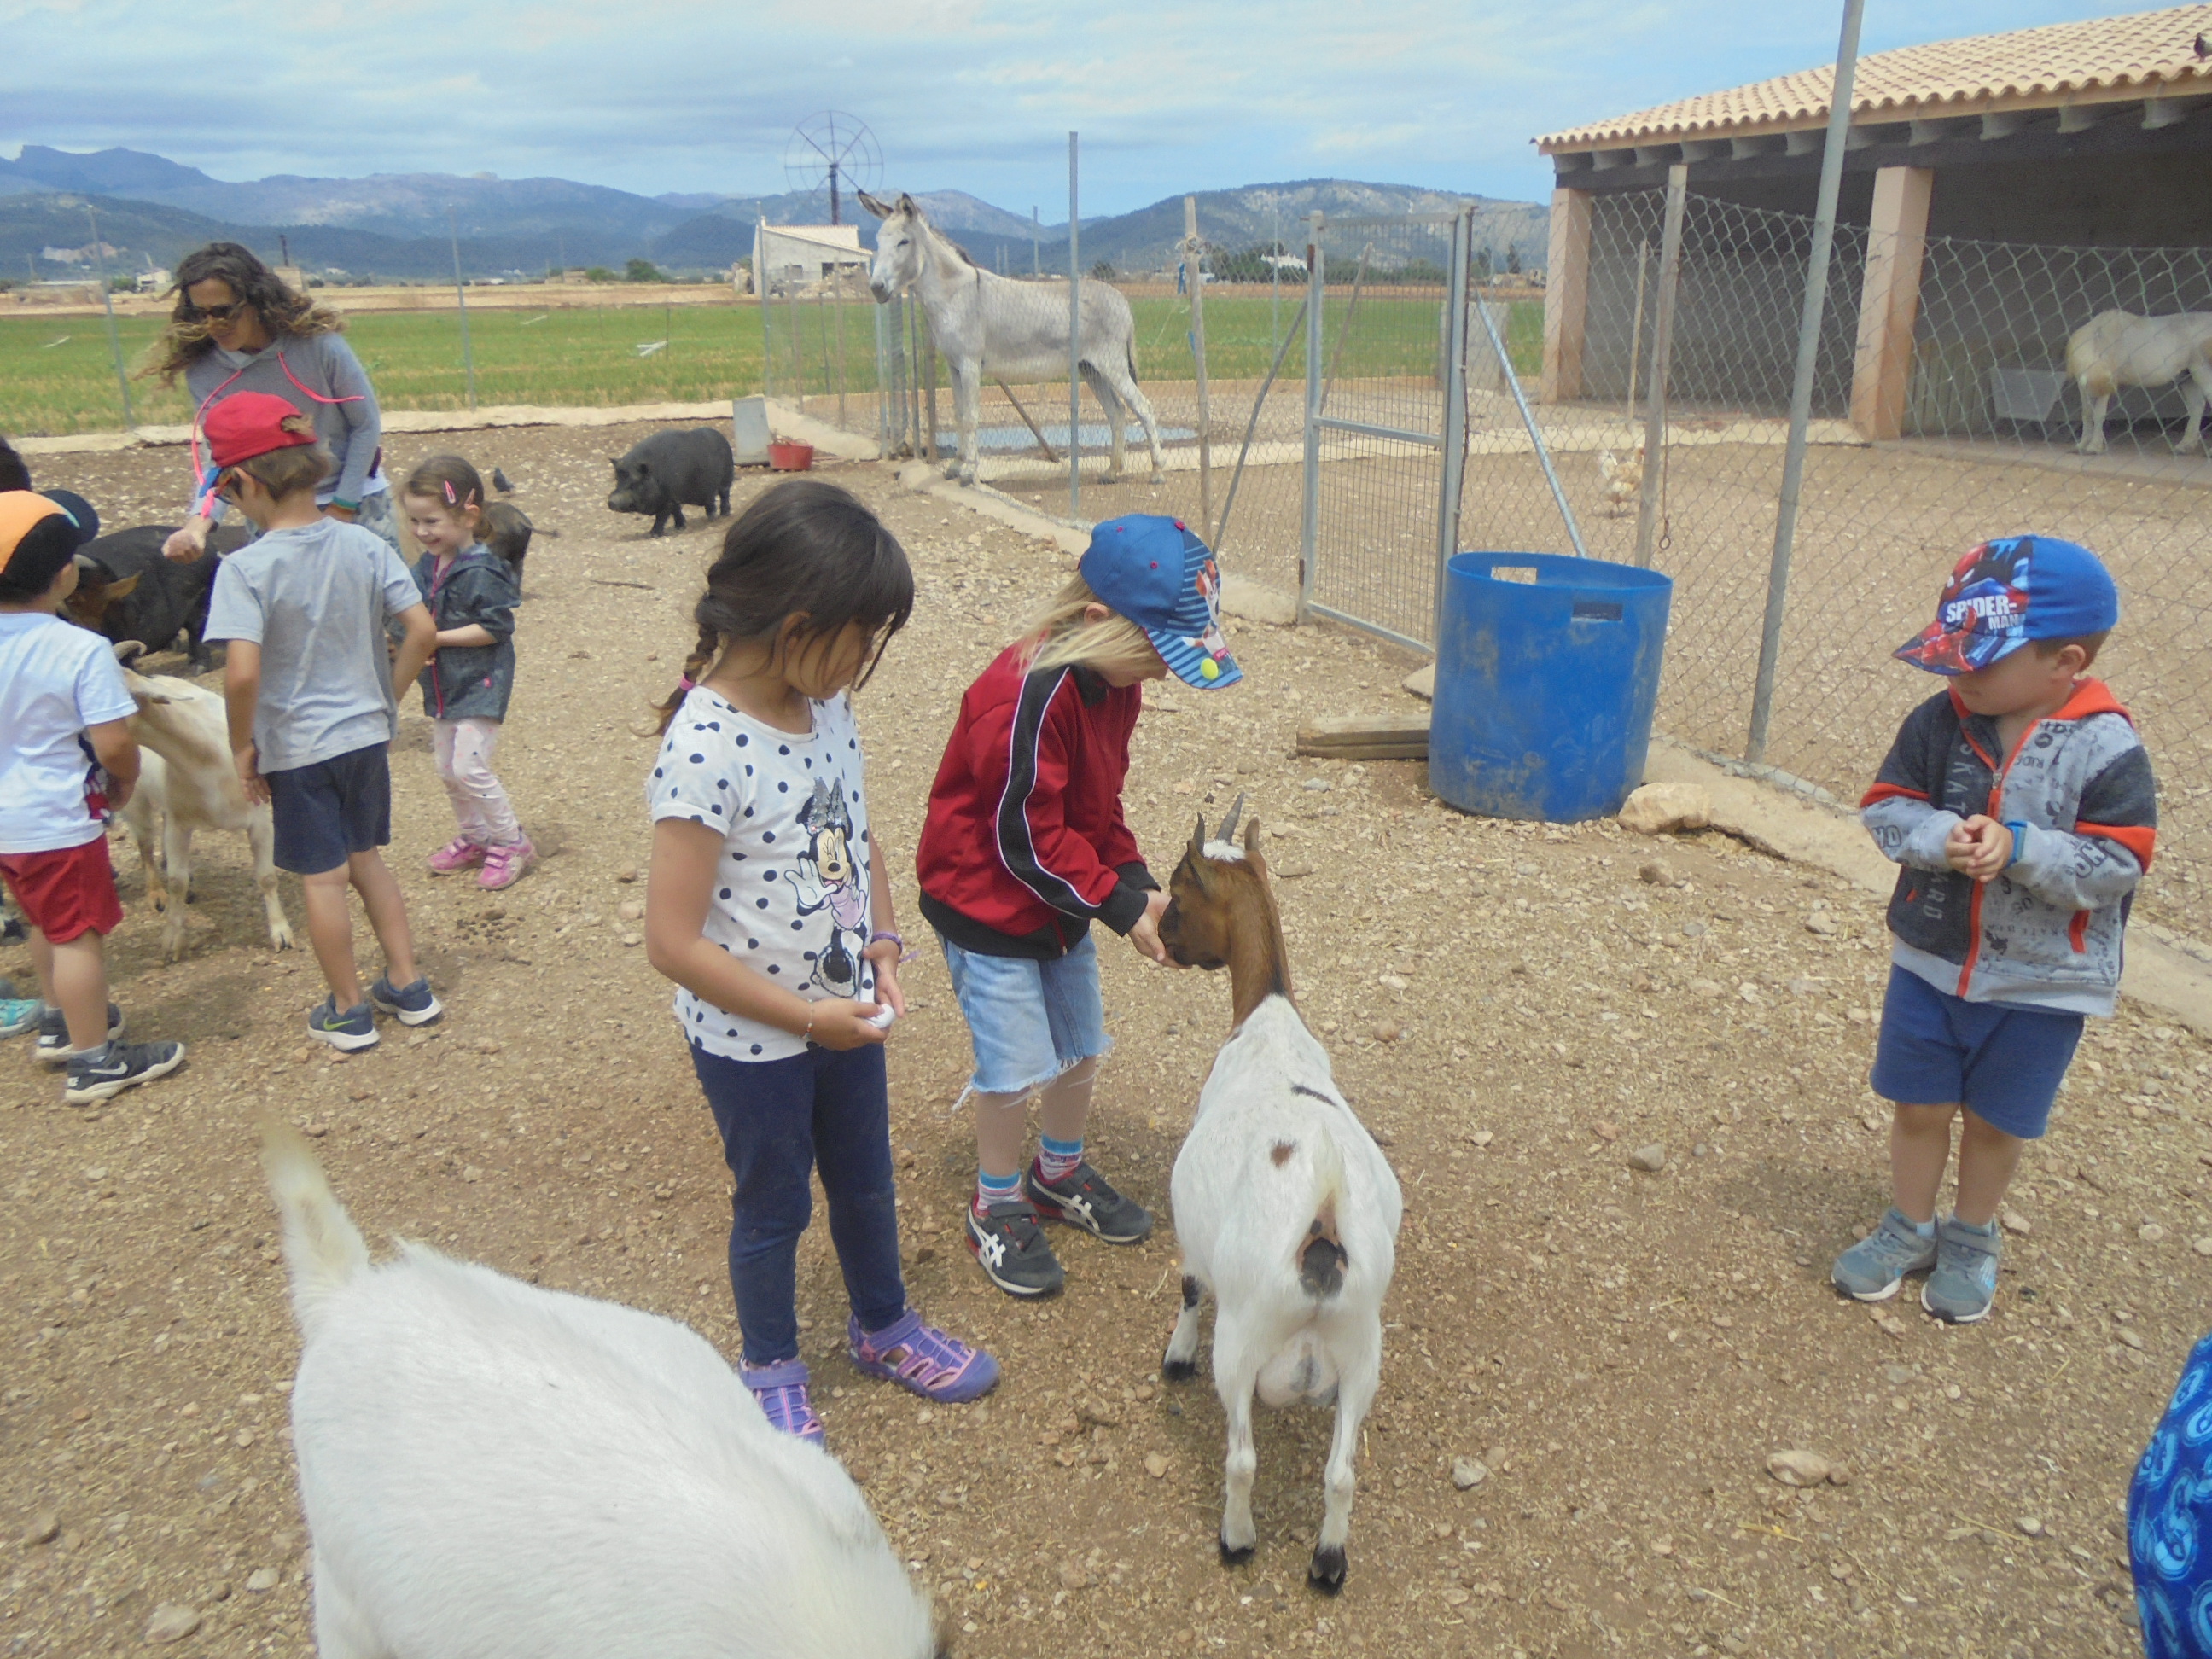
[1649,1535,1674,1557]
[1881,1365,1916,1386]
[1767,1449,1831,1487]
[1057,1558,1089,1591]
[2140,1223,2166,1243]
[1301,778,1331,793]
[1469,1130,1493,1147]
[144,1604,201,1644]
[1627,1144,1667,1173]
[1401,662,1436,701]
[614,867,638,883]
[461,1165,482,1185]
[1804,912,1839,936]
[1371,1018,1403,1043]
[1377,973,1409,992]
[1825,1461,1852,1487]
[1637,859,1676,888]
[2119,1328,2147,1351]
[1617,781,1712,835]
[1452,1457,1488,1490]
[23,1510,59,1545]
[1592,1121,1620,1143]
[616,901,644,923]
[244,1567,281,1593]
[1680,920,1707,937]
[293,1045,313,1064]
[1785,977,1821,998]
[473,1038,503,1056]
[621,932,643,947]
[1688,978,1723,998]
[2000,1208,2031,1237]
[2017,1516,2044,1537]
[1144,1452,1169,1479]
[1274,861,1316,879]
[2192,1237,2212,1258]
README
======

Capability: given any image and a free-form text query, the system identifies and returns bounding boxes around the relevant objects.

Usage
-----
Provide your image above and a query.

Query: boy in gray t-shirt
[201,392,444,1051]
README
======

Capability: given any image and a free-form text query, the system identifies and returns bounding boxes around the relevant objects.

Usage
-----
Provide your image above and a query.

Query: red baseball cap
[204,392,317,469]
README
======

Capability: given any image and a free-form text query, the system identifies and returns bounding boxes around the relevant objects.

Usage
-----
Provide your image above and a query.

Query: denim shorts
[937,930,1110,1097]
[1870,964,2085,1140]
[265,742,392,876]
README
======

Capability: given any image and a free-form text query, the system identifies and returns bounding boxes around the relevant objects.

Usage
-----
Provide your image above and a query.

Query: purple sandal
[847,1310,1000,1404]
[741,1359,825,1446]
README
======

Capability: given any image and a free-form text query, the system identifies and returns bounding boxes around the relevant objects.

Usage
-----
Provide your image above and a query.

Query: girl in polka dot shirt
[643,480,997,1446]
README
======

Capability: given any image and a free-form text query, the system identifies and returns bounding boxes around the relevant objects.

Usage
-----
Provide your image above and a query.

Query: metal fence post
[1432,207,1473,644]
[1185,195,1214,541]
[1633,167,1689,568]
[1299,211,1324,621]
[84,205,134,428]
[1747,0,1866,765]
[761,272,776,400]
[1068,131,1081,518]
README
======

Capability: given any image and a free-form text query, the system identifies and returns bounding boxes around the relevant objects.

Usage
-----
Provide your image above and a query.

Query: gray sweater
[185,331,385,509]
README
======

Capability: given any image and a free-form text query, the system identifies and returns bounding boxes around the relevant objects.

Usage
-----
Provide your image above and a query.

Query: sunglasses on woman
[181,300,247,323]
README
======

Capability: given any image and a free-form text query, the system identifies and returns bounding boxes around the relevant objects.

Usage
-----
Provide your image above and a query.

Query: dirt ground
[6,428,2208,1657]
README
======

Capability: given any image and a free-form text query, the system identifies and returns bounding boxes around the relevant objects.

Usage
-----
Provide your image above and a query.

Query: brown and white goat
[114,649,294,961]
[1158,800,1403,1593]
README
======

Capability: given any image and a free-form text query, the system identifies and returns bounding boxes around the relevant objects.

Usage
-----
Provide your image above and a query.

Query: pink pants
[433,717,521,847]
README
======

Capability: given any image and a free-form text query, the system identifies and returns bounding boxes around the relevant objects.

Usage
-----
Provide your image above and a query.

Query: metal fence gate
[1299,208,1586,651]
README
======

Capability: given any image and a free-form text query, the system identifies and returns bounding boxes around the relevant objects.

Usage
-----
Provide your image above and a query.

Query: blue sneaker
[36,1003,124,1067]
[0,997,40,1039]
[306,997,379,1052]
[847,1309,999,1404]
[1831,1208,1937,1301]
[741,1359,826,1447]
[369,975,443,1027]
[64,1039,186,1105]
[1923,1214,2001,1324]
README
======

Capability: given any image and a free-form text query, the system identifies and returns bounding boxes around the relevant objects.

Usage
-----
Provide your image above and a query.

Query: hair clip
[443,480,458,505]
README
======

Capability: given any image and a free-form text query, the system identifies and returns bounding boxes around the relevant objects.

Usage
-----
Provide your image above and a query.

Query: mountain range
[0,145,1549,284]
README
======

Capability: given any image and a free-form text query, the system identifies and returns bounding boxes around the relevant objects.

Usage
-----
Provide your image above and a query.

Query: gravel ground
[5,428,2205,1657]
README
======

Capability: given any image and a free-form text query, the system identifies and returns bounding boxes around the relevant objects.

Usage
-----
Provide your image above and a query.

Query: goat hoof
[1161,1357,1198,1383]
[1307,1545,1347,1594]
[1218,1534,1255,1567]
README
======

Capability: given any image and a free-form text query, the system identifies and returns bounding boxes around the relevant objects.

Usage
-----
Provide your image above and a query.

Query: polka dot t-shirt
[648,686,876,1062]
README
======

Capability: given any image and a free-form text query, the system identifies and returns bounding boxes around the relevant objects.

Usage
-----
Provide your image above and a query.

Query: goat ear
[1243,815,1266,871]
[103,573,140,602]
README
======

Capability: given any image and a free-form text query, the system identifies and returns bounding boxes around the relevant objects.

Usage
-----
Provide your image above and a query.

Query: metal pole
[1033,207,1039,278]
[1271,201,1281,355]
[834,280,848,430]
[1747,0,1866,764]
[449,210,478,411]
[787,282,805,408]
[1299,211,1324,620]
[1068,131,1081,517]
[1474,295,1591,562]
[1185,196,1214,541]
[1214,294,1307,561]
[923,314,939,463]
[1626,237,1650,421]
[1432,207,1472,647]
[1633,167,1689,568]
[84,205,135,428]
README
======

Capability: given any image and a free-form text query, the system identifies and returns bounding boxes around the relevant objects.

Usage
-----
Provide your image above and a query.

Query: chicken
[1598,445,1645,517]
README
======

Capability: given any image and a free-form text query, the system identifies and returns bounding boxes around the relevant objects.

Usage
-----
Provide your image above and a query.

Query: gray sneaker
[1923,1214,2001,1324]
[1831,1208,1937,1301]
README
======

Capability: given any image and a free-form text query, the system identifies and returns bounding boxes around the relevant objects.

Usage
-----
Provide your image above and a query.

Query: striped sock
[975,1168,1021,1217]
[1037,1134,1084,1185]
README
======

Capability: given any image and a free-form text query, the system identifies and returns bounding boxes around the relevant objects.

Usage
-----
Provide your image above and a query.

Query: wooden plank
[1296,713,1432,761]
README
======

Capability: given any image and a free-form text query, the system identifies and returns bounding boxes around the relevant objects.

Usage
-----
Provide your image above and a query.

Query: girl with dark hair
[148,243,398,561]
[641,479,995,1446]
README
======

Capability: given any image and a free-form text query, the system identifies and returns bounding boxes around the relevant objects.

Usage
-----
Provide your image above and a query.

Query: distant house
[751,224,869,298]
[1531,4,2212,436]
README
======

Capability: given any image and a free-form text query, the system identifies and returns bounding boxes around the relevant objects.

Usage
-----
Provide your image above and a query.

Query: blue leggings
[690,1041,906,1365]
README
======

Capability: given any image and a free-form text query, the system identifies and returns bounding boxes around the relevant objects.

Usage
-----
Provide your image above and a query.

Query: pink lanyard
[189,348,369,515]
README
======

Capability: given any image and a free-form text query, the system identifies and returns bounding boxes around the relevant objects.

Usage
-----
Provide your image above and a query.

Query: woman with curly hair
[148,242,399,561]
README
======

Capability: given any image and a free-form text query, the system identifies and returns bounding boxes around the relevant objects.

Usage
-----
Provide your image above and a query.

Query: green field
[0,295,1544,438]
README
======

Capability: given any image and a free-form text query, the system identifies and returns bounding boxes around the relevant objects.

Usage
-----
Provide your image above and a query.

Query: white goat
[261,1121,944,1659]
[114,650,292,961]
[1158,801,1403,1593]
[2066,309,2212,455]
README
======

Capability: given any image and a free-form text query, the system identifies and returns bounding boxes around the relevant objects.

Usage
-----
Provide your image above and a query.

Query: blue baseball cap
[1077,515,1242,690]
[1894,535,2118,677]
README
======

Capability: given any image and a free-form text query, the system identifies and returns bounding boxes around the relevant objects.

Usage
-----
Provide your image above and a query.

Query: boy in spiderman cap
[1834,536,2155,1324]
[201,393,442,1051]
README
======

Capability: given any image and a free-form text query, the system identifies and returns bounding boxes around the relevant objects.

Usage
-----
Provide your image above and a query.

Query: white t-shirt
[0,612,139,854]
[647,687,876,1062]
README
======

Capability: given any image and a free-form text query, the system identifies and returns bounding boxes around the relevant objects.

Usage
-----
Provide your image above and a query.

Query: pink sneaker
[478,837,535,890]
[428,836,486,875]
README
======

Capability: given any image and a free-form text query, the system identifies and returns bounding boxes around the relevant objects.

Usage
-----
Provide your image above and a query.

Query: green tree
[584,265,617,283]
[626,258,665,283]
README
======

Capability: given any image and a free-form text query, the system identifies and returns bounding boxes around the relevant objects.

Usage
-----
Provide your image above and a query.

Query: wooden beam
[1295,713,1431,762]
[1848,166,1934,442]
[1539,187,1592,404]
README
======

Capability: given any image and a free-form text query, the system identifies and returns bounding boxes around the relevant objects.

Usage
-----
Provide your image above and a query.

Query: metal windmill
[783,113,882,227]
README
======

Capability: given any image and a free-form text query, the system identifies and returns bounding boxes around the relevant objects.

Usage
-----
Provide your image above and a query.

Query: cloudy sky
[5,1,2119,212]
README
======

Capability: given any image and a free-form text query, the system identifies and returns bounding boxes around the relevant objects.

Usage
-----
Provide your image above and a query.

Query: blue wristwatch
[2004,821,2029,867]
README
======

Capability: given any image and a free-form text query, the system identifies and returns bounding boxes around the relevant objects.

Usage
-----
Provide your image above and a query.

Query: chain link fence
[1470,187,2212,945]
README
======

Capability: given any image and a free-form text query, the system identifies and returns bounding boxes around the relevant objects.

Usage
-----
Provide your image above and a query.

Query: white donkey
[2066,309,2212,455]
[860,190,1163,488]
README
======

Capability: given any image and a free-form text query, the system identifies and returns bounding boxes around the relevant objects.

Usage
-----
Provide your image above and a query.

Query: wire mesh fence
[1463,185,2212,945]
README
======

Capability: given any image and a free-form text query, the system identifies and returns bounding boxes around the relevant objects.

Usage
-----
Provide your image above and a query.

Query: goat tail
[260,1116,369,1332]
[1295,1130,1349,1299]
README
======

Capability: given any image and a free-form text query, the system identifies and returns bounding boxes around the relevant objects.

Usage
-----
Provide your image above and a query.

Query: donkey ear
[857,191,893,219]
[897,192,918,217]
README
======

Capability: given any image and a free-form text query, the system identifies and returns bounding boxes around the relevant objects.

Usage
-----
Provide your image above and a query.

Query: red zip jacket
[916,643,1157,959]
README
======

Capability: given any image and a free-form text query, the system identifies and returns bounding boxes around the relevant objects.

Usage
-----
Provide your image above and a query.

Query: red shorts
[0,837,124,943]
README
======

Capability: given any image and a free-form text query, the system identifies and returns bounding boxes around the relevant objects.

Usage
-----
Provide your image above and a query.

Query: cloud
[5,0,2119,212]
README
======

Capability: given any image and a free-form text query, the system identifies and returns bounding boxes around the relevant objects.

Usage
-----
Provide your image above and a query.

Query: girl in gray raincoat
[399,457,532,891]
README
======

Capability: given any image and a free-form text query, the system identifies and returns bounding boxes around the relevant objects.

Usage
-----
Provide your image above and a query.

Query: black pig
[66,523,247,668]
[606,428,734,537]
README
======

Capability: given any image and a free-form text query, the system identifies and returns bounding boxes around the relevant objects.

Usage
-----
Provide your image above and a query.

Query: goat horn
[1215,792,1246,844]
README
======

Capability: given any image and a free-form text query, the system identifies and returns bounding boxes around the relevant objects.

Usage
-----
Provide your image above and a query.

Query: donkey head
[859,191,923,304]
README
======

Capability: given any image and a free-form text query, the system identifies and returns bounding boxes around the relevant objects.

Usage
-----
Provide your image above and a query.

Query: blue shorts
[937,930,1110,1097]
[1870,964,2084,1140]
[265,742,393,876]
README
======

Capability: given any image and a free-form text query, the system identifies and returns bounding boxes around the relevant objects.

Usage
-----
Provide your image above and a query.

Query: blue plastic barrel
[1429,551,1674,823]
